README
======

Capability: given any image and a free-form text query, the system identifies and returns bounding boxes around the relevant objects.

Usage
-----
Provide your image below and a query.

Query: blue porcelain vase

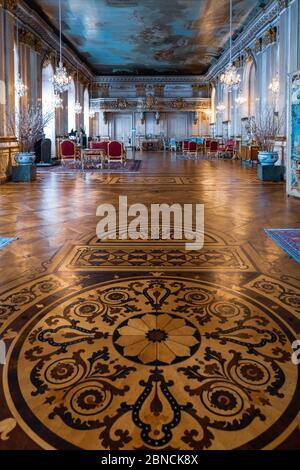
[258,151,279,166]
[15,152,36,165]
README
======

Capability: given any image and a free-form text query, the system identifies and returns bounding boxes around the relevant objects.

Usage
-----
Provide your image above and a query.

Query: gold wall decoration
[144,95,159,110]
[264,26,277,46]
[19,29,36,48]
[1,0,17,12]
[244,47,254,62]
[255,37,263,54]
[105,99,131,110]
[278,0,289,12]
[171,97,187,110]
[234,56,243,68]
[154,84,164,98]
[42,51,55,69]
[135,84,146,97]
[98,84,110,98]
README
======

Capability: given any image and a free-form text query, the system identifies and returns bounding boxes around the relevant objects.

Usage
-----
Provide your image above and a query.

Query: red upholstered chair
[60,140,75,165]
[90,141,109,154]
[208,140,219,156]
[182,140,189,155]
[108,141,125,165]
[225,139,235,158]
[205,139,211,154]
[188,141,197,157]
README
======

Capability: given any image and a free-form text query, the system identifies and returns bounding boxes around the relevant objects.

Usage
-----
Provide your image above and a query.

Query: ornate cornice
[96,75,207,85]
[0,0,17,13]
[91,97,211,113]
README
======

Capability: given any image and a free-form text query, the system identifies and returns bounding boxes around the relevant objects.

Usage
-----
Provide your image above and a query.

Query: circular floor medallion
[4,276,299,450]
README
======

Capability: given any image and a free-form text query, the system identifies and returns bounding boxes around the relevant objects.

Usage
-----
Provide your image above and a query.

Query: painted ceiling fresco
[29,0,270,75]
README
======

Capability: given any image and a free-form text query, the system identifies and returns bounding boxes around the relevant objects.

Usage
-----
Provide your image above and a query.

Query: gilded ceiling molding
[135,84,146,97]
[278,0,290,12]
[171,97,187,110]
[144,95,159,110]
[93,97,211,113]
[19,28,44,54]
[154,84,164,98]
[42,51,55,69]
[1,0,17,13]
[264,26,278,46]
[244,47,254,63]
[255,38,263,54]
[95,76,207,85]
[98,84,110,98]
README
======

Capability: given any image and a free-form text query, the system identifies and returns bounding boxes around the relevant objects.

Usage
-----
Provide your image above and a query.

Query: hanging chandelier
[235,90,246,105]
[74,67,82,115]
[15,73,26,97]
[269,76,279,94]
[51,0,72,94]
[89,108,96,118]
[74,99,82,115]
[220,0,241,92]
[53,93,63,109]
[15,21,25,98]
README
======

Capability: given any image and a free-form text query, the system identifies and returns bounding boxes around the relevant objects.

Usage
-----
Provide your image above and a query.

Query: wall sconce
[269,76,280,95]
[216,103,226,112]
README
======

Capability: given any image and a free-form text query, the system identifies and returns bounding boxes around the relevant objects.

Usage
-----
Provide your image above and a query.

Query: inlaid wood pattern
[0,153,299,450]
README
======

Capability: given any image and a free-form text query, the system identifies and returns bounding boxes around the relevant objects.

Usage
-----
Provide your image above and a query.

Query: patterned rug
[265,229,300,263]
[38,160,142,174]
[0,237,17,249]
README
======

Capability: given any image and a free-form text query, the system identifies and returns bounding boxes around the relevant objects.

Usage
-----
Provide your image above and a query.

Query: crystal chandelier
[15,73,26,97]
[53,93,63,109]
[51,0,72,94]
[74,100,82,115]
[220,0,241,92]
[269,76,279,94]
[15,21,25,98]
[74,68,82,115]
[235,91,246,105]
[89,108,96,118]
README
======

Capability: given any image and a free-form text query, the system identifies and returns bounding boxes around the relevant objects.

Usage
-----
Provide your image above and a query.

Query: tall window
[84,88,90,136]
[68,79,76,132]
[42,63,56,157]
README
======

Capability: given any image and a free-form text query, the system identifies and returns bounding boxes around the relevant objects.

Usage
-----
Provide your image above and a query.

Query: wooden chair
[208,140,219,157]
[90,141,109,155]
[108,141,125,166]
[60,140,76,166]
[205,139,211,155]
[188,141,198,158]
[182,140,189,155]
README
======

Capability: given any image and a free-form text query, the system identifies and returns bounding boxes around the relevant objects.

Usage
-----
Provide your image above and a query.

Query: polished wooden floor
[0,152,300,450]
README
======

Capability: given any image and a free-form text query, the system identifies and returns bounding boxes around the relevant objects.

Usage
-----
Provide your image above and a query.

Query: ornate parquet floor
[0,153,300,450]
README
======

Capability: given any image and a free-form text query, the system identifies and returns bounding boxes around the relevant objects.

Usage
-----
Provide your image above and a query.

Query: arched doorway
[42,63,56,157]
